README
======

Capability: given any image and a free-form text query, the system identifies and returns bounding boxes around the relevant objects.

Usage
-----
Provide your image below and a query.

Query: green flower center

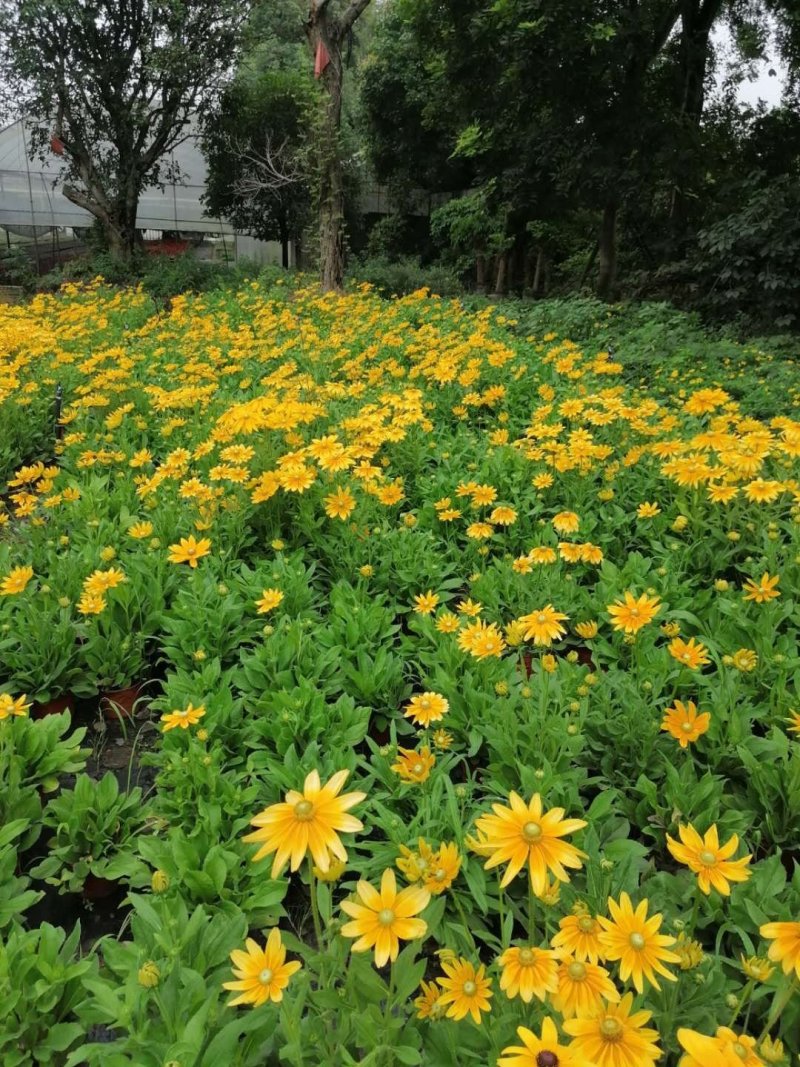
[681,722,694,732]
[523,821,542,841]
[294,800,314,821]
[518,948,535,965]
[462,980,477,997]
[600,1018,623,1042]
[699,850,717,866]
[629,933,646,950]
[258,968,274,985]
[378,909,395,926]
[568,962,587,980]
[434,868,447,882]
[412,762,424,775]
[578,916,595,933]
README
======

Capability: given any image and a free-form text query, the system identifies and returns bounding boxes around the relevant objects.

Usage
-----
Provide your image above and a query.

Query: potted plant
[0,710,89,849]
[0,604,83,716]
[30,772,150,898]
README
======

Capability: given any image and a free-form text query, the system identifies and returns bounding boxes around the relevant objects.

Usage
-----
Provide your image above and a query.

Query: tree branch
[339,0,371,35]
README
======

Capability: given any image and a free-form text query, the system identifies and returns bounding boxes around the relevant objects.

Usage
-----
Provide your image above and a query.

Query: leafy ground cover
[1,276,800,1066]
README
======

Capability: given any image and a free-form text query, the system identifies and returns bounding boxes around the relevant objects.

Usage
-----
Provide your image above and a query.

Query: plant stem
[758,977,798,1042]
[528,877,536,943]
[497,877,508,948]
[728,978,755,1029]
[307,859,324,949]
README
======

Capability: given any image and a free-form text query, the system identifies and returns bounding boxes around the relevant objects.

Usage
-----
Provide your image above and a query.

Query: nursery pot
[31,693,73,720]
[100,684,142,722]
[83,874,119,901]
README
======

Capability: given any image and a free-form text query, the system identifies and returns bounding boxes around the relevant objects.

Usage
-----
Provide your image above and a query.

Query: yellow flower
[151,869,170,893]
[674,933,704,970]
[391,745,435,784]
[666,823,752,895]
[497,945,559,1003]
[432,728,453,750]
[312,856,347,882]
[404,692,449,727]
[498,1017,589,1067]
[760,920,800,979]
[575,621,598,639]
[636,501,661,518]
[598,892,680,993]
[324,486,356,520]
[712,1028,765,1067]
[413,590,439,615]
[0,565,34,596]
[0,693,31,721]
[552,511,580,533]
[759,1036,786,1064]
[168,535,211,567]
[668,636,711,669]
[742,573,780,604]
[474,792,586,892]
[436,957,493,1023]
[731,648,758,672]
[435,611,460,633]
[540,654,557,673]
[161,702,205,732]
[341,867,429,966]
[551,911,606,964]
[564,993,661,1067]
[414,979,445,1020]
[552,956,620,1018]
[607,591,661,634]
[256,588,284,614]
[244,769,365,877]
[741,955,774,983]
[77,591,107,615]
[223,929,301,1007]
[518,605,569,646]
[661,699,710,747]
[457,619,506,659]
[137,961,160,988]
[359,564,373,577]
[128,520,154,539]
[490,505,517,525]
[678,1028,745,1067]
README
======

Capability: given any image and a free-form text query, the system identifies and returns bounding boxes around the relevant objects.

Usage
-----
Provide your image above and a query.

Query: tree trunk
[279,217,290,269]
[307,1,372,292]
[596,202,618,302]
[491,252,507,298]
[318,49,345,291]
[475,252,486,293]
[532,247,545,297]
[105,194,139,262]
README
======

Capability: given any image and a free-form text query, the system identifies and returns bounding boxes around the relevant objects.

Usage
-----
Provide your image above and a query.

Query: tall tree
[304,0,372,291]
[202,71,315,267]
[0,0,247,259]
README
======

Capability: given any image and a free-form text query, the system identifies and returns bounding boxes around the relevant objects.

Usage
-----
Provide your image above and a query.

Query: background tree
[304,0,373,291]
[0,0,248,260]
[202,71,316,267]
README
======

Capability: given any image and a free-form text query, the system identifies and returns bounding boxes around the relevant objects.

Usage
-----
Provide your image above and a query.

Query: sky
[713,22,787,109]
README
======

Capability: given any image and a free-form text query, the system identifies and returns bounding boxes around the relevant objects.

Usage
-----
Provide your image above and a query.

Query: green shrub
[348,255,463,297]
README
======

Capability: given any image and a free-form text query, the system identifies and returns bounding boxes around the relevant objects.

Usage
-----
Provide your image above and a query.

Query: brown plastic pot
[520,652,533,679]
[100,684,142,722]
[31,693,73,720]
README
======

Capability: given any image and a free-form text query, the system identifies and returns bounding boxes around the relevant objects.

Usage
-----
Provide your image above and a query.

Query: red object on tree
[314,39,330,78]
[50,134,65,155]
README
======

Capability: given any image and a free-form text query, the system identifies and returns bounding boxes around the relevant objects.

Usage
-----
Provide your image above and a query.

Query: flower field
[1,276,800,1066]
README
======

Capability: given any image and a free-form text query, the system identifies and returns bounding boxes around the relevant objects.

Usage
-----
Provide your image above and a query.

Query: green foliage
[0,922,95,1067]
[348,256,463,296]
[696,174,800,331]
[31,772,150,893]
